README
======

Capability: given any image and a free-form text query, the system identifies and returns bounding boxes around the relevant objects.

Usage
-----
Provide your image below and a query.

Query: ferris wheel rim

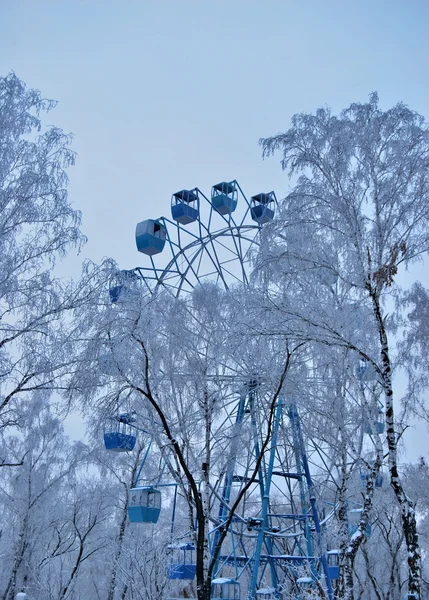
[135,223,262,296]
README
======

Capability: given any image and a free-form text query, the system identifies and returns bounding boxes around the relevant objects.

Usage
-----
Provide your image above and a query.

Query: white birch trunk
[371,291,421,598]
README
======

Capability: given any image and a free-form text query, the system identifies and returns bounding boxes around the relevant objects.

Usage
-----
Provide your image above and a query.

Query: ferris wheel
[106,180,338,600]
[120,180,276,296]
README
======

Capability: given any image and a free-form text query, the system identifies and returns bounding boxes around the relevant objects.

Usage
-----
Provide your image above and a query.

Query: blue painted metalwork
[356,358,378,382]
[132,441,152,490]
[211,181,238,215]
[128,486,161,523]
[125,181,344,597]
[104,432,136,452]
[211,389,248,579]
[289,404,315,568]
[360,470,383,488]
[104,414,137,452]
[171,189,199,224]
[211,578,240,600]
[131,180,268,296]
[167,563,197,580]
[348,522,372,537]
[289,403,334,600]
[248,385,278,592]
[295,576,314,598]
[255,587,276,599]
[109,269,139,303]
[169,483,178,538]
[327,550,340,580]
[109,285,123,303]
[366,406,385,435]
[127,440,164,523]
[250,192,276,224]
[206,389,336,599]
[347,507,372,537]
[167,543,196,580]
[117,386,339,597]
[135,219,167,255]
[248,397,283,599]
[366,422,385,435]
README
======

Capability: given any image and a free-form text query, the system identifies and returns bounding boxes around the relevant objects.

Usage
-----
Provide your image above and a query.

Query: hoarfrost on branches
[0,73,86,439]
[259,93,429,598]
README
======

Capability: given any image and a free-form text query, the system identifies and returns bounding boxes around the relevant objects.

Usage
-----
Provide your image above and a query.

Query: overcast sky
[2,0,428,457]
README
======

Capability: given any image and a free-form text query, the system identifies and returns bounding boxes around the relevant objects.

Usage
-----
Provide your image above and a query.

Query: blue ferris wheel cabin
[104,414,137,452]
[250,192,275,224]
[135,219,167,255]
[171,189,199,224]
[211,181,238,215]
[167,543,197,580]
[128,486,161,523]
[211,578,240,600]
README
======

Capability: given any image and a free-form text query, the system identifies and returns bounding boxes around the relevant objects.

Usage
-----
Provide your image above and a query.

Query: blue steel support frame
[248,388,279,594]
[170,482,178,538]
[248,387,266,508]
[133,441,152,487]
[289,408,315,566]
[248,397,283,599]
[211,389,248,578]
[288,403,334,600]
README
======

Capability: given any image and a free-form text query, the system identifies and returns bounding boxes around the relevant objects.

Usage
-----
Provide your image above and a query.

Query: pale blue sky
[2,0,428,269]
[2,1,429,457]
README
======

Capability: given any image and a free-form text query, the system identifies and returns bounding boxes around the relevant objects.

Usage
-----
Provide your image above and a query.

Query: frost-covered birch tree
[0,398,92,600]
[0,73,86,443]
[69,269,298,600]
[259,93,429,598]
[401,282,429,425]
[292,340,385,597]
